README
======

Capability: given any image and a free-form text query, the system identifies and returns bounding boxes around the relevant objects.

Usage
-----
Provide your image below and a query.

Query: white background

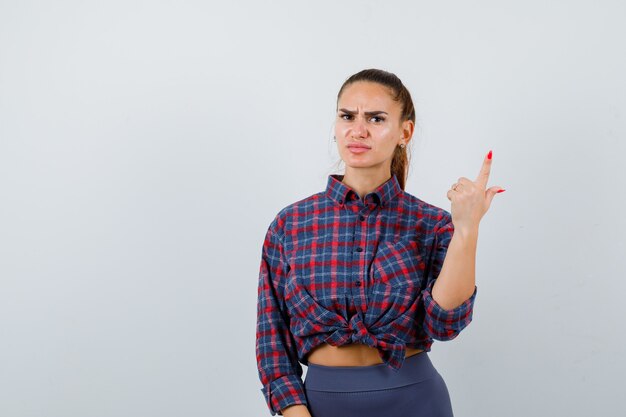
[1,1,624,416]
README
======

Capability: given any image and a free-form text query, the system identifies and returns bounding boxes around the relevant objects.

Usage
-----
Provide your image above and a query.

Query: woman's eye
[339,114,385,122]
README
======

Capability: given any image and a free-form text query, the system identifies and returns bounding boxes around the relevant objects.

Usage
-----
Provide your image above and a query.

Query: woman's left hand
[446,150,505,232]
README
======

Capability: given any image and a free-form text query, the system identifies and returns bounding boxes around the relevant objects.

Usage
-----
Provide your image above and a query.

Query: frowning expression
[335,81,410,169]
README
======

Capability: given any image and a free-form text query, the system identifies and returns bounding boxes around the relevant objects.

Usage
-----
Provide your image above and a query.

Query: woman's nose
[352,118,367,137]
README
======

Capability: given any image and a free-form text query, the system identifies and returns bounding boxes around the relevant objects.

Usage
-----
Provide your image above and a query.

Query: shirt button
[359,215,365,221]
[356,247,363,252]
[355,281,361,287]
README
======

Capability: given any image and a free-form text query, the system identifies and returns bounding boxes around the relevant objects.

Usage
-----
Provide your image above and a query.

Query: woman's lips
[347,144,371,154]
[348,147,370,154]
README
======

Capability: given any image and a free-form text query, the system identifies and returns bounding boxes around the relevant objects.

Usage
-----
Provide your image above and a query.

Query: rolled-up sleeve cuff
[422,284,477,341]
[261,374,308,416]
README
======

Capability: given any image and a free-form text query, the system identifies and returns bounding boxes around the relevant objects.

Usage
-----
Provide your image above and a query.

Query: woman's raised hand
[446,150,505,233]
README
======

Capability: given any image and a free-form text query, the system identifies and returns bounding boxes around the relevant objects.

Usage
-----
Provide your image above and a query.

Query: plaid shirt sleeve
[421,210,478,341]
[255,222,308,416]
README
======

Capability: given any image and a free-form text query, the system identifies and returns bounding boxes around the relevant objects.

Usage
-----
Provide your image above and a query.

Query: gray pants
[303,352,454,417]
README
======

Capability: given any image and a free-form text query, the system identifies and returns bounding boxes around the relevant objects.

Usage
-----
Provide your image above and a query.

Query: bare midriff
[305,342,423,367]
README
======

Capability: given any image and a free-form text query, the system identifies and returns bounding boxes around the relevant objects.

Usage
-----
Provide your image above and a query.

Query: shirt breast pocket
[370,239,425,289]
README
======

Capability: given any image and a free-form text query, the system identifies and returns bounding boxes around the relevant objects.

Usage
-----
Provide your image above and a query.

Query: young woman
[255,68,504,417]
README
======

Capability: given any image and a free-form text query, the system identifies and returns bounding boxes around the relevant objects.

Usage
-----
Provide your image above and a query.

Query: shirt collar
[325,173,402,207]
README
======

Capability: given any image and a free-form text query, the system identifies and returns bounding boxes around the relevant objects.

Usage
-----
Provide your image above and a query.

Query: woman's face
[334,81,411,170]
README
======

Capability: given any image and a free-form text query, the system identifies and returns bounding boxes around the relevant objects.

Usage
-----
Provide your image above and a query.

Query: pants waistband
[304,352,438,392]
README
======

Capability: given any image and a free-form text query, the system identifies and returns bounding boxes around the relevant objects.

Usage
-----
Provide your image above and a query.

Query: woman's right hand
[281,404,312,417]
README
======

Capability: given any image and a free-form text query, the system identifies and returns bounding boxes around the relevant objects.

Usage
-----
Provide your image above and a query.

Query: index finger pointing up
[475,150,493,189]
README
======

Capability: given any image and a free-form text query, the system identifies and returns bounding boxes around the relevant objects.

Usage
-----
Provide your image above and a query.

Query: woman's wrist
[281,403,311,417]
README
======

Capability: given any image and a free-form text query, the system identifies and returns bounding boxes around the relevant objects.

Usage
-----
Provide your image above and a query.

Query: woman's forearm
[430,226,478,311]
[281,404,312,417]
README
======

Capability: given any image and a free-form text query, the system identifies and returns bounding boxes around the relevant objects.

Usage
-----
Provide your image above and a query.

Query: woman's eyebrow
[338,108,388,116]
